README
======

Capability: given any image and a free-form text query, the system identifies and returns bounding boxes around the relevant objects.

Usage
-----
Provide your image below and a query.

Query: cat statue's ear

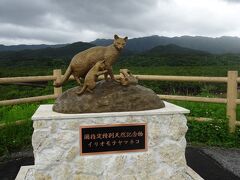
[124,36,128,41]
[114,34,119,40]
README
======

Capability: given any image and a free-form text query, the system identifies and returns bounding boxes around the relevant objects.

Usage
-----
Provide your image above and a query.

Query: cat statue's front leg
[105,67,119,82]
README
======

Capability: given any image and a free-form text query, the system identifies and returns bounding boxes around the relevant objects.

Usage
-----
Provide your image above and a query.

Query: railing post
[53,69,62,97]
[227,71,238,133]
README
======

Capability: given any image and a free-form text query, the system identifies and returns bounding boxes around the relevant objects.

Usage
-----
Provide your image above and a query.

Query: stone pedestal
[16,101,203,180]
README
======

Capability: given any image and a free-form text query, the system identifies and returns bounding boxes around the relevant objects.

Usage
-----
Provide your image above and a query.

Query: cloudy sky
[0,0,240,45]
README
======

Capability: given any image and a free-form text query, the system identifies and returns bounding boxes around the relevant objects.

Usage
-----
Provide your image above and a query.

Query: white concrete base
[16,101,203,180]
[16,165,203,180]
[15,166,34,180]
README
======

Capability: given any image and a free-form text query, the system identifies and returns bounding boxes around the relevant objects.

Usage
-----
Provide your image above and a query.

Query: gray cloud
[223,0,240,3]
[0,0,240,45]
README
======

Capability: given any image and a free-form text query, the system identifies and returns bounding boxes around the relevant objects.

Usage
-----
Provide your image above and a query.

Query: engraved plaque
[79,123,147,155]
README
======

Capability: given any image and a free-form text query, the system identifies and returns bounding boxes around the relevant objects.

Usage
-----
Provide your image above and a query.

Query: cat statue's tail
[76,84,87,95]
[54,66,72,87]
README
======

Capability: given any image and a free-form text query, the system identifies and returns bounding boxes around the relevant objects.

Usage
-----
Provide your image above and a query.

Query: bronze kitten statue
[76,60,107,95]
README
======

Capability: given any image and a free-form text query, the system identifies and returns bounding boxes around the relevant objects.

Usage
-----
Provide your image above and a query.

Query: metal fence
[0,69,239,132]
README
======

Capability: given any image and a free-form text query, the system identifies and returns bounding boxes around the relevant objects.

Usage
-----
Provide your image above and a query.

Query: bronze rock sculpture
[53,80,165,113]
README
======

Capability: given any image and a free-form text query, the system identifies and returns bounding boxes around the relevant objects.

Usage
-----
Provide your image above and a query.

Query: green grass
[172,101,227,119]
[0,100,54,157]
[0,104,38,123]
[0,120,33,156]
[0,104,36,156]
[171,100,240,148]
[115,65,240,76]
[0,100,54,123]
[187,120,240,147]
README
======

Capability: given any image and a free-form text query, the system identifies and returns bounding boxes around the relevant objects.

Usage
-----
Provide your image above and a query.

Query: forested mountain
[1,37,240,68]
[91,35,240,54]
[0,44,67,52]
[116,44,240,67]
[2,35,240,54]
[0,42,95,67]
[146,44,209,55]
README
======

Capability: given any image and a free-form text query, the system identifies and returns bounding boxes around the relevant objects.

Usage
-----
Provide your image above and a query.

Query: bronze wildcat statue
[54,34,128,87]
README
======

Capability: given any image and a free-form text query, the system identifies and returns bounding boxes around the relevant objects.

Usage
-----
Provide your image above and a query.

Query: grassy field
[1,65,240,157]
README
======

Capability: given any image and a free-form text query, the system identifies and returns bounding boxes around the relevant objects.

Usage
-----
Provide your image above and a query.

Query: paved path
[186,147,240,180]
[202,147,240,178]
